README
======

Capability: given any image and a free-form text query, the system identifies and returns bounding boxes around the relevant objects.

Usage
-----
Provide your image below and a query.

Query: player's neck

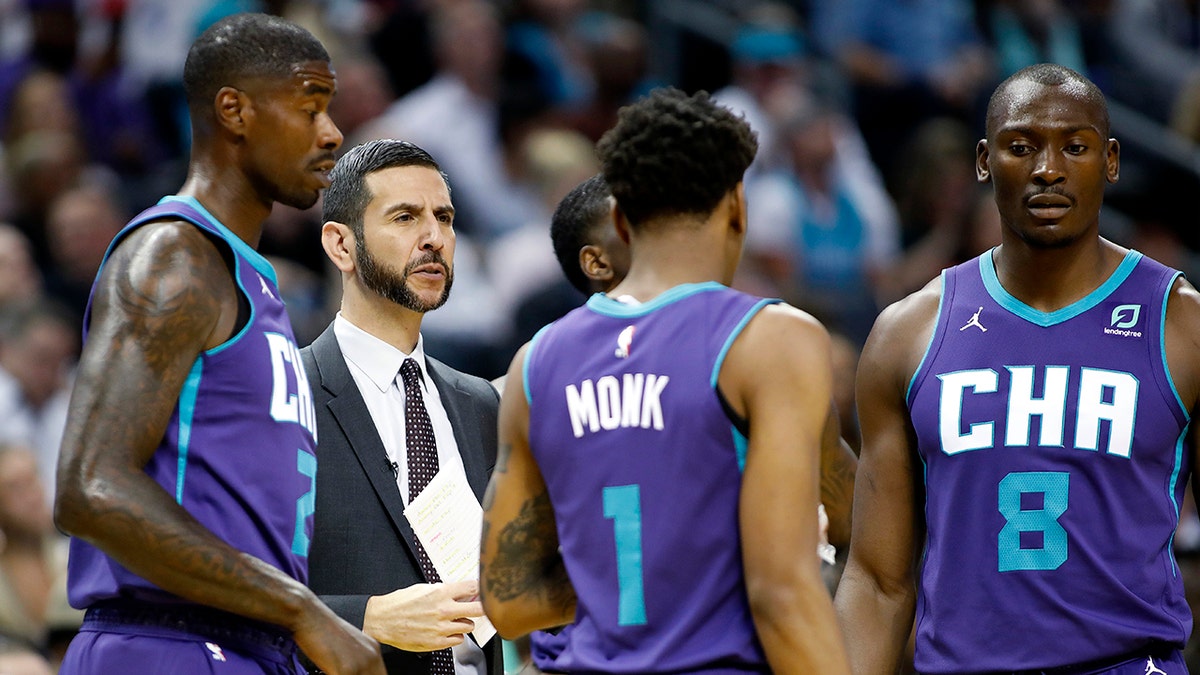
[992,237,1126,313]
[178,162,272,249]
[610,229,736,301]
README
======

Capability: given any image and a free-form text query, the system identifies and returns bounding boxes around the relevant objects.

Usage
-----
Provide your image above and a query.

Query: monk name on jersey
[565,373,669,438]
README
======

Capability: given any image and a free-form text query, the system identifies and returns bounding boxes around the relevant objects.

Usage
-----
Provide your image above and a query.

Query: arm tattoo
[484,492,574,613]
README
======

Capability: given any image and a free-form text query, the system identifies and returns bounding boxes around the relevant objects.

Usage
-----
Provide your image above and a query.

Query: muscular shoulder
[860,276,943,392]
[720,303,833,417]
[93,219,236,349]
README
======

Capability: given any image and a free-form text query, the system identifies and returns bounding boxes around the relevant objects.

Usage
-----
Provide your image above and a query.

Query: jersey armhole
[906,270,950,409]
[523,323,555,406]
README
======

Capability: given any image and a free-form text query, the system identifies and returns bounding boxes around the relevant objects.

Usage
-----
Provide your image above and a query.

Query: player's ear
[1105,138,1120,184]
[321,220,356,273]
[581,244,614,285]
[729,182,747,234]
[214,86,250,136]
[976,139,991,183]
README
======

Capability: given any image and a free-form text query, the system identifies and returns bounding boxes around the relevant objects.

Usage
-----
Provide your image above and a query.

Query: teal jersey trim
[732,426,749,472]
[158,196,261,357]
[159,195,279,285]
[1168,423,1190,577]
[710,298,780,388]
[1160,271,1188,417]
[907,270,947,404]
[175,358,204,504]
[585,282,728,318]
[980,248,1142,327]
[524,323,555,405]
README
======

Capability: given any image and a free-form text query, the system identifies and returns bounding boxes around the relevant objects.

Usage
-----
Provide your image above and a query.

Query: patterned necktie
[399,358,455,675]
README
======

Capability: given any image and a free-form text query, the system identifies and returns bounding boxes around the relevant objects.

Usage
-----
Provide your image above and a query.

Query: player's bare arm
[720,304,852,673]
[820,404,858,549]
[55,222,382,674]
[835,279,939,675]
[1161,277,1200,492]
[481,344,576,638]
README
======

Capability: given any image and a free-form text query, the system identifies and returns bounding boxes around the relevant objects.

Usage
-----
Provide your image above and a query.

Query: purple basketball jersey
[906,250,1192,673]
[523,282,779,674]
[68,195,319,609]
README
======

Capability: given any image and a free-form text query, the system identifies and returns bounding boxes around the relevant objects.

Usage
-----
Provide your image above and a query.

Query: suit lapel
[427,358,489,502]
[311,327,425,562]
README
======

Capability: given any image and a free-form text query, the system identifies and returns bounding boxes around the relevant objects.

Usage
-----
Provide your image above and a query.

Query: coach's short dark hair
[596,88,757,228]
[323,139,449,237]
[183,13,330,118]
[986,63,1109,140]
[550,174,612,295]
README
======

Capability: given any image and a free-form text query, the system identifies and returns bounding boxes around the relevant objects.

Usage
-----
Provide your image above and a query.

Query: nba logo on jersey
[615,325,636,358]
[205,642,227,662]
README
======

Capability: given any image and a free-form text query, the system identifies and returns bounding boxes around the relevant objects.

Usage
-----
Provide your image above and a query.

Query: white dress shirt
[333,314,487,675]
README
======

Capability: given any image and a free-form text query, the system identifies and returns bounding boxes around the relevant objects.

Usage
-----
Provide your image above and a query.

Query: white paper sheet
[406,469,497,645]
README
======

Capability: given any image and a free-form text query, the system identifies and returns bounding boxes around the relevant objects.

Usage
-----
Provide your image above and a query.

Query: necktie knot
[399,357,422,392]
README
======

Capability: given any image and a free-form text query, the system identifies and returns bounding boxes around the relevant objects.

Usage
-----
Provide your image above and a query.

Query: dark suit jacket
[300,324,503,675]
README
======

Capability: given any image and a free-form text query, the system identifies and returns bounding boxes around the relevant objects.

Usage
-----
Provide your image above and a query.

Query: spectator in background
[979,0,1089,79]
[880,117,982,303]
[0,635,54,675]
[0,0,79,132]
[503,0,595,112]
[0,224,42,312]
[0,302,76,504]
[744,94,900,345]
[564,11,651,142]
[327,51,394,142]
[357,0,543,240]
[825,0,993,176]
[42,183,126,322]
[1107,0,1200,139]
[0,443,80,650]
[713,5,813,174]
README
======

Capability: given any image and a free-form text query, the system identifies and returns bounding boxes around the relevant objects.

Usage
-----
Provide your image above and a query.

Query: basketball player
[53,14,383,675]
[549,173,857,549]
[480,88,851,672]
[836,63,1200,674]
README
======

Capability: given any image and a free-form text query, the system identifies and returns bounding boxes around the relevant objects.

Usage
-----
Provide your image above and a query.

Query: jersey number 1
[604,484,647,626]
[997,471,1069,572]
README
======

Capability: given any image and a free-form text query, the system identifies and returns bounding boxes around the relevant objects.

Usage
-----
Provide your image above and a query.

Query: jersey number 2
[997,471,1069,572]
[604,484,647,626]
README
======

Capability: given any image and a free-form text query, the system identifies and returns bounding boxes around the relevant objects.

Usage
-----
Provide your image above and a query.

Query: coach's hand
[364,580,484,652]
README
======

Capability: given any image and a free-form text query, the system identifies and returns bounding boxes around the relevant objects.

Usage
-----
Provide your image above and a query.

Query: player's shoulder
[873,276,943,343]
[859,275,943,387]
[108,216,229,277]
[1166,274,1200,322]
[733,302,832,375]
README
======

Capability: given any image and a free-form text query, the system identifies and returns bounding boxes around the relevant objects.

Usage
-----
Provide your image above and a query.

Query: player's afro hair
[596,88,757,228]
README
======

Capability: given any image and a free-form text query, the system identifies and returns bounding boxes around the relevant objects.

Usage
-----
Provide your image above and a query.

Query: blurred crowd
[0,0,1198,670]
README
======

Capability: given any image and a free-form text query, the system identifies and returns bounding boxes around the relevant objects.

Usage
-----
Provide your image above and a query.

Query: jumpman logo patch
[960,307,987,333]
[259,275,276,300]
[1145,656,1167,674]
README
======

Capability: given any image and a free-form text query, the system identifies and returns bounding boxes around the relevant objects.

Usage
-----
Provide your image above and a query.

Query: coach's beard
[357,243,454,313]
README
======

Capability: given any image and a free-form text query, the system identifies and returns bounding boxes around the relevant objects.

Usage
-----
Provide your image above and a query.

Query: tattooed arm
[54,222,383,675]
[480,343,576,639]
[820,404,857,549]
